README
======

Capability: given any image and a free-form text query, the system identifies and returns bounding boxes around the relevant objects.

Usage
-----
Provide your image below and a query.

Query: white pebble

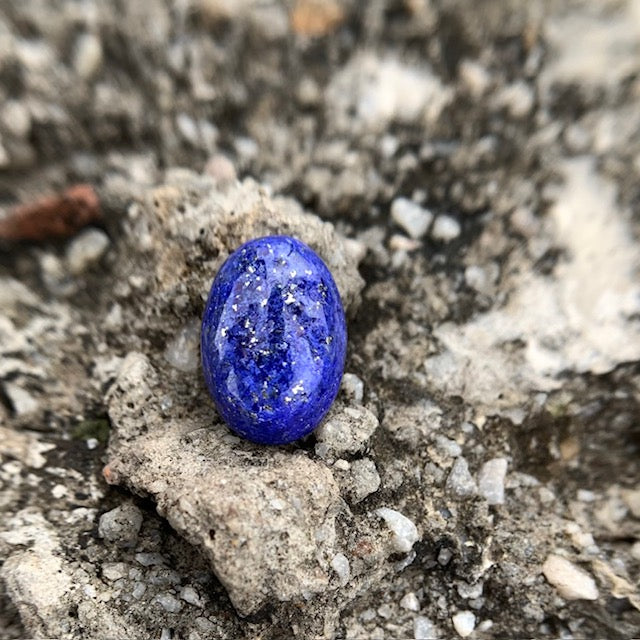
[459,59,491,97]
[66,229,110,275]
[341,372,364,404]
[478,458,508,505]
[331,553,350,586]
[413,615,436,640]
[452,610,476,637]
[375,507,419,553]
[51,484,67,499]
[1,100,31,138]
[154,593,183,614]
[132,582,147,599]
[391,197,433,239]
[445,457,477,498]
[400,592,420,611]
[164,319,201,372]
[542,554,599,600]
[73,33,103,79]
[180,585,203,607]
[431,215,461,242]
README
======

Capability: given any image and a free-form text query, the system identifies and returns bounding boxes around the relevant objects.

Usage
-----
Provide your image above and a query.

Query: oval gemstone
[201,235,347,445]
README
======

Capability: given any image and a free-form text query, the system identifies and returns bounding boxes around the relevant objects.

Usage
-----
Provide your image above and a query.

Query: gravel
[98,503,143,548]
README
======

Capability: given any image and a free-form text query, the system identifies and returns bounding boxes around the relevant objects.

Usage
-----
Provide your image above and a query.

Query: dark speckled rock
[201,235,347,445]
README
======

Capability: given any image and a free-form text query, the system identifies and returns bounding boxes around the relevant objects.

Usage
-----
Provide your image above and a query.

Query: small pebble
[348,458,381,503]
[431,215,461,242]
[341,372,364,404]
[66,228,110,275]
[98,503,143,548]
[132,582,147,599]
[446,457,477,498]
[437,548,453,566]
[478,458,508,505]
[154,593,183,614]
[180,585,203,607]
[542,554,599,600]
[375,507,419,553]
[400,592,420,612]
[331,553,350,586]
[390,197,433,239]
[73,33,103,79]
[413,615,436,640]
[164,319,201,372]
[135,552,166,567]
[452,610,476,637]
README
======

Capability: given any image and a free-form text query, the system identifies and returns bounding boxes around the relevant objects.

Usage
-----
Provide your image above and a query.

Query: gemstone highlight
[201,235,347,445]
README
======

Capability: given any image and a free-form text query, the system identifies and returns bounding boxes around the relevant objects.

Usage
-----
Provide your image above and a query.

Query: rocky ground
[1,1,640,638]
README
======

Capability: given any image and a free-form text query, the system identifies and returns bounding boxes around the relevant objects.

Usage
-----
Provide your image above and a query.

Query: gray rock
[66,228,111,275]
[105,356,340,616]
[478,458,508,505]
[98,503,144,548]
[445,458,477,498]
[315,404,379,457]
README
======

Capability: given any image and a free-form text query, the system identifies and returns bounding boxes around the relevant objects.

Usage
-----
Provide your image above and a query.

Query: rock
[73,33,103,79]
[431,215,461,242]
[452,610,476,637]
[346,458,381,503]
[446,457,477,498]
[341,372,364,404]
[2,382,39,416]
[542,554,599,600]
[413,616,436,640]
[154,593,183,614]
[400,591,420,611]
[0,426,54,468]
[326,52,452,133]
[98,503,144,548]
[375,508,419,553]
[390,197,433,239]
[478,458,508,505]
[330,553,350,586]
[105,354,341,616]
[163,319,201,373]
[315,404,379,456]
[66,228,110,275]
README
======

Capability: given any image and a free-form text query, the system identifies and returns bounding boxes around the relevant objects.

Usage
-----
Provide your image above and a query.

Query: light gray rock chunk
[105,353,341,616]
[542,554,599,600]
[98,503,144,548]
[375,507,419,553]
[315,403,379,457]
[446,457,477,498]
[478,458,508,505]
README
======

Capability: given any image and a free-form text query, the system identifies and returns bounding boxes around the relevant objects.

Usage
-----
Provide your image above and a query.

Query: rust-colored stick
[0,184,101,242]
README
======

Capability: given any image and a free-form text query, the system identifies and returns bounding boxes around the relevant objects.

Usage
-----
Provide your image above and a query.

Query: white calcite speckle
[452,610,476,638]
[391,197,433,239]
[542,554,599,600]
[375,507,419,553]
[478,458,508,505]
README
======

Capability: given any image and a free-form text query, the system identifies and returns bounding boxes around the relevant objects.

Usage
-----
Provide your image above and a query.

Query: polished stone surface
[201,236,347,445]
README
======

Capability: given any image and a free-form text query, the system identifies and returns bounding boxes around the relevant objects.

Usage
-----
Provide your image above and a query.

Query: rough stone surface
[1,2,640,639]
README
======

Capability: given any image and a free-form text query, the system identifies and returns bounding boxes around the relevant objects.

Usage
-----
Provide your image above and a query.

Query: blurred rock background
[1,1,639,638]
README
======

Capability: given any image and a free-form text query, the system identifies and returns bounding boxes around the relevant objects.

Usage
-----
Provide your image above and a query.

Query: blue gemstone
[201,235,347,445]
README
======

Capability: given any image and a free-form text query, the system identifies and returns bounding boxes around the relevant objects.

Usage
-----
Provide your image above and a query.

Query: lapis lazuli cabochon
[201,235,347,445]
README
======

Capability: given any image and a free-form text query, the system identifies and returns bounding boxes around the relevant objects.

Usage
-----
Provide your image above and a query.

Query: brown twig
[0,184,101,243]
